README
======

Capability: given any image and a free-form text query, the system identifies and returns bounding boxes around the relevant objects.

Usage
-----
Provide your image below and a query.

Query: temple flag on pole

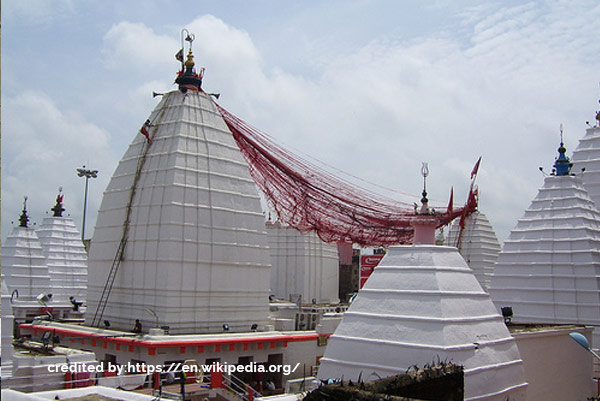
[175,49,184,62]
[471,156,482,179]
[140,119,151,142]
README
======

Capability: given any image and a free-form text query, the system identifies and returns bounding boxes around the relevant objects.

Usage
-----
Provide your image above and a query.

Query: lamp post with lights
[77,166,98,241]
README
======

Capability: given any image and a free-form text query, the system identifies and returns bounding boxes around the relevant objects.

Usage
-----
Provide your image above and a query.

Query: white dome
[2,226,51,301]
[572,125,600,209]
[37,216,88,303]
[489,175,600,329]
[489,173,600,352]
[86,90,271,333]
[445,211,501,291]
[318,245,527,401]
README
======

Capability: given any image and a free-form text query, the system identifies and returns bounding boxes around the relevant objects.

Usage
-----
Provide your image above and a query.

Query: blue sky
[2,0,600,243]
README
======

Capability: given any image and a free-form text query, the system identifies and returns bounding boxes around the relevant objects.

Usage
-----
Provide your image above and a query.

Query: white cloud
[2,92,118,240]
[98,5,600,241]
[5,2,599,245]
[102,22,179,73]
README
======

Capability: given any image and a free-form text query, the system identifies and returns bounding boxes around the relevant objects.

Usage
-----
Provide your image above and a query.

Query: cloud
[102,22,178,73]
[2,0,76,25]
[95,5,600,243]
[7,2,598,245]
[2,91,117,240]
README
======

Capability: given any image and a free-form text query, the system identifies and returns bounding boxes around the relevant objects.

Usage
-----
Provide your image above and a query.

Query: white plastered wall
[266,222,339,304]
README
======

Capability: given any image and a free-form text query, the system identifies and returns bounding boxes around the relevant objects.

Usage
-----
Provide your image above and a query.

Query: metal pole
[77,166,98,242]
[82,176,89,241]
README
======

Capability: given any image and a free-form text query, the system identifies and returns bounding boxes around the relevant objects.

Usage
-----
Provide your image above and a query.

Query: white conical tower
[86,48,271,334]
[318,176,528,401]
[489,140,600,346]
[1,274,15,378]
[445,211,501,291]
[572,105,600,208]
[2,199,52,301]
[36,190,88,304]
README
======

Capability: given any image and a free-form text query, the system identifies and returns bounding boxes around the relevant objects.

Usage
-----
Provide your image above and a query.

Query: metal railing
[222,372,262,401]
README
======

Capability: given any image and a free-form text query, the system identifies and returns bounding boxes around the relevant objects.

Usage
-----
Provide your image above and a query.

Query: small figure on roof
[133,319,142,334]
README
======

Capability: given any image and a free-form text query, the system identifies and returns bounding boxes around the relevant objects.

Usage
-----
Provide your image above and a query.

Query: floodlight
[36,293,53,306]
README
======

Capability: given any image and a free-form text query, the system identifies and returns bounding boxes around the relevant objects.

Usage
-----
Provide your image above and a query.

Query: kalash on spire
[553,125,573,176]
[175,29,205,93]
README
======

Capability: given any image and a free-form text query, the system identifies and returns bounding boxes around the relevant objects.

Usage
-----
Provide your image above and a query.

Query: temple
[317,186,528,400]
[445,210,501,291]
[489,134,600,351]
[85,46,272,334]
[3,30,599,400]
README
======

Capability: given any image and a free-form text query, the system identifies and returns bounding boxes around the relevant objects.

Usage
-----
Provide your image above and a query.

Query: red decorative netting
[216,103,476,247]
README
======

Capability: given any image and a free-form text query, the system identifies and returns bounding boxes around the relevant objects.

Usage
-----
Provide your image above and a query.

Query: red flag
[471,157,482,179]
[446,187,454,214]
[140,119,151,142]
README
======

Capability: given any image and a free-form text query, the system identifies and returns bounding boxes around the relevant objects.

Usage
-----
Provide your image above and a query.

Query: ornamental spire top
[19,196,30,228]
[419,162,431,214]
[553,124,572,176]
[51,187,65,217]
[175,29,204,93]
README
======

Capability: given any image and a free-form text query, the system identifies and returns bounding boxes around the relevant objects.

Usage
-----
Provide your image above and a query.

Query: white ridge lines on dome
[343,310,502,323]
[373,265,473,273]
[319,356,523,374]
[325,334,516,351]
[359,288,488,296]
[492,273,599,280]
[499,247,598,253]
[170,183,261,201]
[114,147,251,173]
[466,384,530,401]
[489,297,600,307]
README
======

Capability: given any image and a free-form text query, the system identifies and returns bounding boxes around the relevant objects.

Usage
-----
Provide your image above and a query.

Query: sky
[2,0,600,245]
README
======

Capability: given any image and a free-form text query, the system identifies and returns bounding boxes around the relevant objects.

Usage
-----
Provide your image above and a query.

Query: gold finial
[185,49,195,69]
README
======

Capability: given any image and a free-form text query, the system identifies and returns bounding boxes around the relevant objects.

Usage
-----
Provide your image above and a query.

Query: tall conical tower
[317,169,528,401]
[37,190,88,304]
[445,210,501,291]
[572,101,600,208]
[2,198,52,301]
[86,36,271,333]
[489,137,600,346]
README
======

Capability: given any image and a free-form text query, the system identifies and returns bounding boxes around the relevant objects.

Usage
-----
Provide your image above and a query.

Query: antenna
[559,123,564,144]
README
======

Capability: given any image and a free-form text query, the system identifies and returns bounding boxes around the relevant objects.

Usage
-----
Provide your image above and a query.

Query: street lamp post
[569,332,600,361]
[77,166,98,241]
